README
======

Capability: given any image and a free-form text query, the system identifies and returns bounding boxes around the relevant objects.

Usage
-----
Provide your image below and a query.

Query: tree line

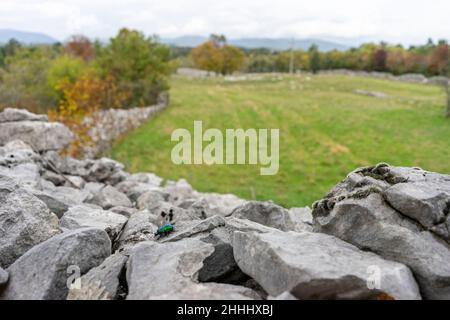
[0,29,172,114]
[183,35,449,78]
[0,28,172,156]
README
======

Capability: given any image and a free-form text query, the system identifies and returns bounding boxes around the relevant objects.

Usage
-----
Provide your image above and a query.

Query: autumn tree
[191,41,223,73]
[372,47,387,71]
[191,35,245,75]
[427,43,450,117]
[429,43,449,76]
[64,35,96,62]
[49,72,129,156]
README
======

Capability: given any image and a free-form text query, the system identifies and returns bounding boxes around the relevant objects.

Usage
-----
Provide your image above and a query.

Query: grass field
[111,74,450,208]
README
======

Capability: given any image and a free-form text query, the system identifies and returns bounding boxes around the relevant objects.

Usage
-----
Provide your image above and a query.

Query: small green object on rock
[155,224,175,238]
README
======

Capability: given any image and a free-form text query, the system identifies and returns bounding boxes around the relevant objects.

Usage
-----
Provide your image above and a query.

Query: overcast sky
[0,0,448,45]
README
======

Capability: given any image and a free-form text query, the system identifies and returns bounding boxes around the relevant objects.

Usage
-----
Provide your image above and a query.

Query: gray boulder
[114,210,159,250]
[289,207,313,225]
[231,201,300,231]
[116,180,161,202]
[0,140,39,167]
[0,121,73,152]
[164,179,195,204]
[67,253,128,300]
[0,228,111,300]
[54,186,90,204]
[313,164,450,299]
[41,170,66,186]
[383,182,450,229]
[32,189,71,218]
[110,206,137,218]
[42,151,92,178]
[126,238,259,300]
[63,175,86,189]
[0,176,60,268]
[136,190,167,211]
[0,162,42,189]
[224,217,280,236]
[87,185,132,209]
[0,108,48,123]
[32,185,91,218]
[160,215,225,243]
[287,207,313,232]
[195,193,246,217]
[129,172,163,187]
[149,201,199,224]
[233,231,421,300]
[198,233,251,285]
[86,158,124,183]
[126,239,213,299]
[60,204,128,240]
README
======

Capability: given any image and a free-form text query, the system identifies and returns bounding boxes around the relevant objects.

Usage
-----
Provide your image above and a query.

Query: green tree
[0,39,22,67]
[47,55,89,101]
[0,46,57,112]
[221,45,245,74]
[96,28,171,107]
[308,44,320,74]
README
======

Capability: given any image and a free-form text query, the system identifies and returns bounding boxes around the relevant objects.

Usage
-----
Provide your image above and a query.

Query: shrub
[96,28,171,107]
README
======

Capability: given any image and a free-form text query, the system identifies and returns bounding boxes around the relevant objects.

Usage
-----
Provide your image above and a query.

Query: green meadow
[111,74,450,208]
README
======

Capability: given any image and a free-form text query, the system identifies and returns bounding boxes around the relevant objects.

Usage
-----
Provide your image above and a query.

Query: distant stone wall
[317,69,449,85]
[176,67,217,78]
[82,98,168,158]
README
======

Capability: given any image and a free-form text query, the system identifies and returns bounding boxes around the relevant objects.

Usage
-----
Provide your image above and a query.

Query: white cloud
[0,0,448,45]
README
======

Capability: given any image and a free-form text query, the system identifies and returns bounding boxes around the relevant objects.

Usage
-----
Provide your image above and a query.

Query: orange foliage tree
[64,35,96,62]
[49,72,130,156]
[191,35,245,75]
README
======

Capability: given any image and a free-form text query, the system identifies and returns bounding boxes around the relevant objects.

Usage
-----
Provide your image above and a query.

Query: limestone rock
[0,108,48,123]
[114,210,159,250]
[233,231,421,300]
[0,228,111,300]
[60,204,128,240]
[0,162,42,189]
[0,121,73,152]
[67,253,128,300]
[0,176,60,268]
[0,140,39,167]
[231,201,299,231]
[87,185,132,209]
[110,206,137,218]
[136,190,167,211]
[160,215,225,243]
[313,164,450,299]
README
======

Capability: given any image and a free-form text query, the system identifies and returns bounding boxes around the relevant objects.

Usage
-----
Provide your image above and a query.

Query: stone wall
[83,100,168,158]
[317,69,450,85]
[0,108,450,300]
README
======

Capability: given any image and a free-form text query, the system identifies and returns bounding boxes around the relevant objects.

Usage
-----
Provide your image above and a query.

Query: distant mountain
[0,29,58,44]
[160,35,206,48]
[161,36,349,52]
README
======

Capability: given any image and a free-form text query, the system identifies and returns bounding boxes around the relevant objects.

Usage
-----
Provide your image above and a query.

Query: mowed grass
[111,74,450,208]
